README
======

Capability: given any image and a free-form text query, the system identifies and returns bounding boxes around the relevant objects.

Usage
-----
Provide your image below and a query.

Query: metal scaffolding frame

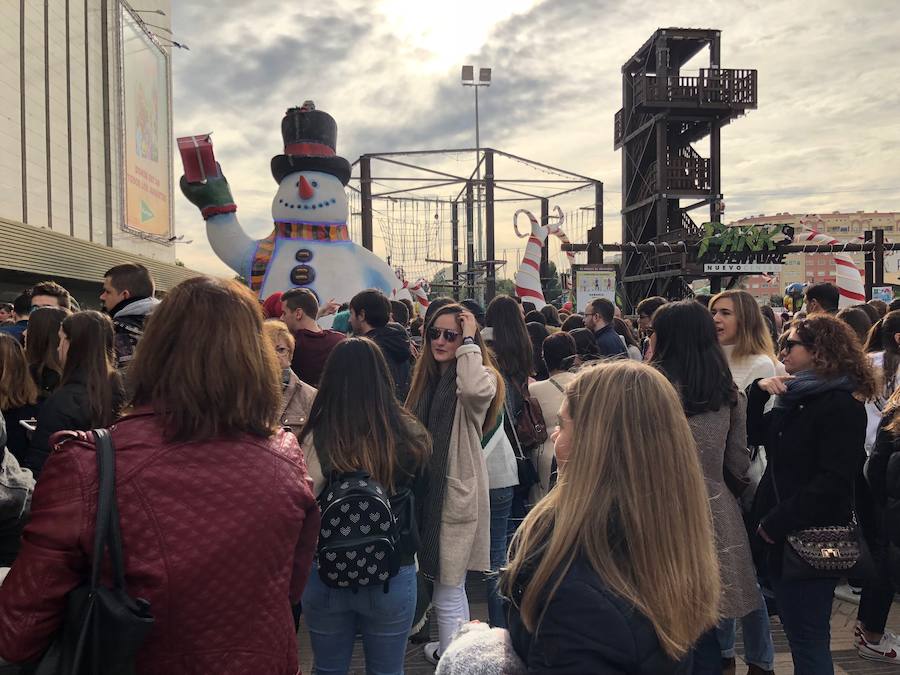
[349,148,603,301]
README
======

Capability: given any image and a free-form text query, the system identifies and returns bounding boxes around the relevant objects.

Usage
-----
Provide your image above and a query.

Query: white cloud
[172,0,900,280]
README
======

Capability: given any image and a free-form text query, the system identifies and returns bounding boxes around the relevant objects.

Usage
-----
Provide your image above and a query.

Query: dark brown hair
[485,295,534,384]
[61,311,118,427]
[302,337,430,491]
[282,287,319,318]
[25,306,68,387]
[794,314,878,399]
[105,263,155,298]
[31,280,71,309]
[0,333,37,409]
[130,277,282,442]
[406,303,504,435]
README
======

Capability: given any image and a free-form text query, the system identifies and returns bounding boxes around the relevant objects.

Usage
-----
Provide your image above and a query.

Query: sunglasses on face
[427,327,461,342]
[782,339,810,352]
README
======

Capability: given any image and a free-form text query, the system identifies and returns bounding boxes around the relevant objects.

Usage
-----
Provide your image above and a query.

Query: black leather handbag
[34,429,154,675]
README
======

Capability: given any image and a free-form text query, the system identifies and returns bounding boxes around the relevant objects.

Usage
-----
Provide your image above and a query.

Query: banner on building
[572,264,617,313]
[121,11,171,238]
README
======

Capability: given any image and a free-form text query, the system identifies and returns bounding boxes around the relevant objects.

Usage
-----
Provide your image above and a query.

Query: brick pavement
[296,580,900,674]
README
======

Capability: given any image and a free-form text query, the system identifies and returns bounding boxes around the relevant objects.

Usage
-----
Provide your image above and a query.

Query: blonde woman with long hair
[710,290,779,674]
[406,303,505,664]
[502,360,720,672]
[711,290,780,390]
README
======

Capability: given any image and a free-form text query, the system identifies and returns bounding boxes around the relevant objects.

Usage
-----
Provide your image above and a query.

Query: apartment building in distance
[732,211,900,302]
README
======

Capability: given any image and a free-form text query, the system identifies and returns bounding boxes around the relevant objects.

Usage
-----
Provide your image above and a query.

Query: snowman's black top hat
[270,101,351,185]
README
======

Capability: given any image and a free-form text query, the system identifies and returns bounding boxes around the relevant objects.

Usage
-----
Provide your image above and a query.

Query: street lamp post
[461,65,491,268]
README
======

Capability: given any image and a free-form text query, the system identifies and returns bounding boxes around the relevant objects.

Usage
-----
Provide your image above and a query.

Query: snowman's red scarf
[249,221,350,292]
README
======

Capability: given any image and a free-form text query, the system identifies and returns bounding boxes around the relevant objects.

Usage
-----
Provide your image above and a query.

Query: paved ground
[296,580,900,674]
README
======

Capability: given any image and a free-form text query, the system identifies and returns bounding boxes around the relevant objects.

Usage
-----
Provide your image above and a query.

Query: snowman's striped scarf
[249,222,350,291]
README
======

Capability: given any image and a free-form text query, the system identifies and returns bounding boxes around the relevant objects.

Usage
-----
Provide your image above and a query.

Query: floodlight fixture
[461,65,474,83]
[479,68,492,84]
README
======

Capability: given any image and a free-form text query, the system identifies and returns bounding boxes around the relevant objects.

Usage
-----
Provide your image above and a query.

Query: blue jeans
[716,586,775,670]
[488,486,514,628]
[770,576,838,675]
[302,563,417,675]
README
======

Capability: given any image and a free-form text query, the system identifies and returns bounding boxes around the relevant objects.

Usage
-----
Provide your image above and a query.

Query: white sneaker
[858,630,900,663]
[835,582,862,604]
[423,641,441,665]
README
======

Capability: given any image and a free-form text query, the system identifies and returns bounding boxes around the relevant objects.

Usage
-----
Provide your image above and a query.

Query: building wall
[0,0,174,264]
[733,211,900,296]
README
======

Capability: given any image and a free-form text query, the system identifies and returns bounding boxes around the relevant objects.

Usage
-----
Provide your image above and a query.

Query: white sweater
[721,345,777,391]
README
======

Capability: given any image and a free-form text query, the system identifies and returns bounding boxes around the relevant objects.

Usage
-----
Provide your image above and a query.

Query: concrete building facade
[0,0,198,304]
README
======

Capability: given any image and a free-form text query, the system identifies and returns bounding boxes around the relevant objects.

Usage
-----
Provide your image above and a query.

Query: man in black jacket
[350,289,412,401]
[100,263,160,369]
[584,298,627,359]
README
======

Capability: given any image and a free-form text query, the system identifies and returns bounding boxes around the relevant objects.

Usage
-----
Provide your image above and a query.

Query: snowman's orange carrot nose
[298,176,315,200]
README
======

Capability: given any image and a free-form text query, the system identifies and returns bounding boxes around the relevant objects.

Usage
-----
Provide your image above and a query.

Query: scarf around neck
[773,369,855,410]
[413,361,458,580]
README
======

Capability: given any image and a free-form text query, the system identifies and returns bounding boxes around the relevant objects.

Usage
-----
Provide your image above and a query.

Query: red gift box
[177,134,217,184]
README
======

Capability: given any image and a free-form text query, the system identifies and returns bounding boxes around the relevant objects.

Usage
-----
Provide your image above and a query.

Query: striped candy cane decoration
[799,229,865,307]
[408,278,430,311]
[513,209,550,308]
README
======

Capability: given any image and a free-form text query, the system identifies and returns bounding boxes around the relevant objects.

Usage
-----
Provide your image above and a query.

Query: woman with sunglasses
[749,315,876,673]
[406,304,505,665]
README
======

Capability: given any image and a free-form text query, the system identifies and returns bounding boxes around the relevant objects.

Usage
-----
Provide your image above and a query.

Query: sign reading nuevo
[697,222,794,272]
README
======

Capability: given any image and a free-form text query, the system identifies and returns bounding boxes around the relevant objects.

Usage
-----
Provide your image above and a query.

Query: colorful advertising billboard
[121,11,171,238]
[573,264,617,313]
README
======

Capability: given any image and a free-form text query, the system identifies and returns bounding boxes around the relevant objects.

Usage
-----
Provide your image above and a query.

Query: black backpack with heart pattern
[316,470,400,592]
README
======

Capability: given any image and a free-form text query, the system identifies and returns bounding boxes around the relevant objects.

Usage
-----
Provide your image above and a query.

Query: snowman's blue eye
[311,181,319,188]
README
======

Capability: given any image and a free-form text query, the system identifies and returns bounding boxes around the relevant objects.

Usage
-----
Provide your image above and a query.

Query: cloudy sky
[170,0,900,277]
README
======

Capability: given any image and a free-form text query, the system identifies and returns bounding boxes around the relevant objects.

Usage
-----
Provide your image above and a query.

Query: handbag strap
[548,377,565,394]
[91,429,129,591]
[502,398,527,462]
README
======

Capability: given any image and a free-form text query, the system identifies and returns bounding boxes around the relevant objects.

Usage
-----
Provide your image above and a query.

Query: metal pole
[474,85,483,264]
[466,181,475,299]
[864,230,873,300]
[360,156,374,251]
[588,181,604,264]
[540,198,550,298]
[451,202,460,300]
[484,150,496,302]
[875,228,885,287]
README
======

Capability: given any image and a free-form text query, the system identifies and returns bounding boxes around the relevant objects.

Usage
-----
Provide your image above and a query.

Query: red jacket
[0,411,321,674]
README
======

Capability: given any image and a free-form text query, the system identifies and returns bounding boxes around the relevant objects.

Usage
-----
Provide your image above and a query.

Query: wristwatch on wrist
[462,336,476,346]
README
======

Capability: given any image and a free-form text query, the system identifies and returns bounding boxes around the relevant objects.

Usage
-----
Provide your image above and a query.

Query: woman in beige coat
[263,321,317,437]
[407,303,505,664]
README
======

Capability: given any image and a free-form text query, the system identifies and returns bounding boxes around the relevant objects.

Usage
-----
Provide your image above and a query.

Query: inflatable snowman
[179,102,401,303]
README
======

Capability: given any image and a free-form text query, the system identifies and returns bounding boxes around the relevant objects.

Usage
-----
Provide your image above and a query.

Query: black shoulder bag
[34,429,154,675]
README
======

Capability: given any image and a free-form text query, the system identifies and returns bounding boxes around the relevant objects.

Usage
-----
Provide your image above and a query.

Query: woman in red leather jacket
[0,277,321,675]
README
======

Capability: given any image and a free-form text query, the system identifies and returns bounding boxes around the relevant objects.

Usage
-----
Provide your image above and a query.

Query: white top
[721,345,777,391]
[528,372,576,500]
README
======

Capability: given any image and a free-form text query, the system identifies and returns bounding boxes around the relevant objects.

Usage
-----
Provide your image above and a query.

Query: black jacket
[593,324,627,359]
[508,557,689,674]
[865,413,900,583]
[22,375,126,479]
[747,381,866,575]
[366,323,412,402]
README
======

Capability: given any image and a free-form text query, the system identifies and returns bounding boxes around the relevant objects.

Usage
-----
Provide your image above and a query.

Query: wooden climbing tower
[615,28,757,310]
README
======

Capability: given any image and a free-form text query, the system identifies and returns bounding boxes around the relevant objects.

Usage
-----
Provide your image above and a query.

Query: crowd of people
[1,269,900,674]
